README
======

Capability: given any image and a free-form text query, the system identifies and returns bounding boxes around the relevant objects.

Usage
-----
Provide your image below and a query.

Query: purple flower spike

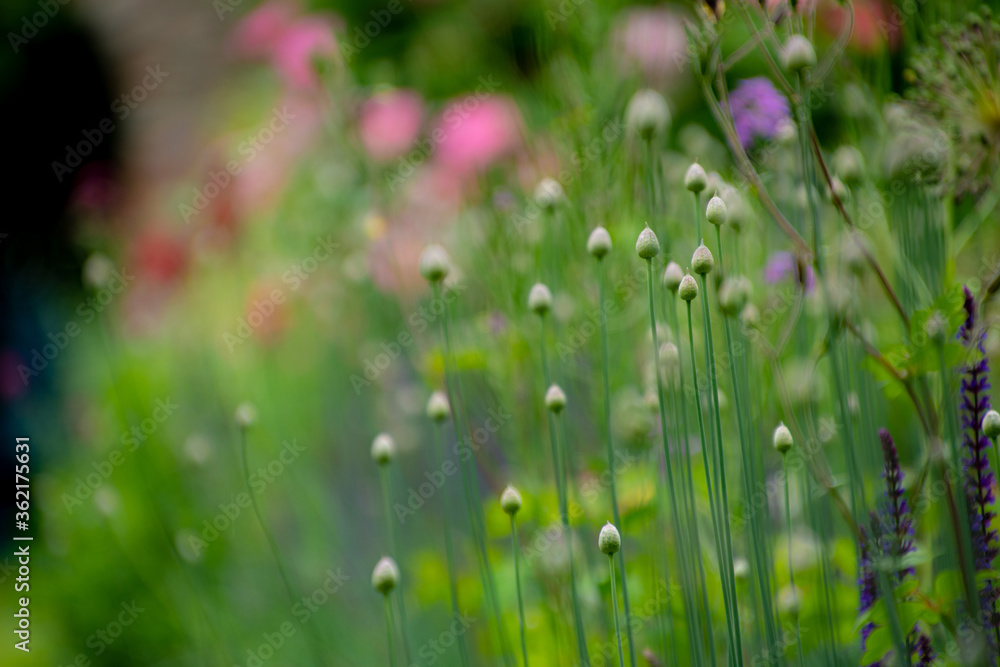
[879,428,915,576]
[765,251,815,292]
[728,77,790,149]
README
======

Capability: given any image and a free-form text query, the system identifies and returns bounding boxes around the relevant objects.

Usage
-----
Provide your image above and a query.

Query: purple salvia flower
[879,428,915,576]
[728,77,790,149]
[958,286,998,573]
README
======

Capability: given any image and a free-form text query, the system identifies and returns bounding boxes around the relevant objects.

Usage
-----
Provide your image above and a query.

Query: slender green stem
[379,467,413,663]
[783,457,804,666]
[610,556,626,667]
[511,518,529,667]
[597,259,637,667]
[698,272,744,667]
[433,423,470,666]
[240,427,325,667]
[385,593,396,667]
[693,192,702,250]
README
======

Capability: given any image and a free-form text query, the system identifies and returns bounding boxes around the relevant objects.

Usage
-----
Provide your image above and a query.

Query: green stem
[610,556,626,667]
[385,593,396,667]
[380,467,413,663]
[783,457,804,666]
[512,518,529,667]
[240,428,325,667]
[597,258,638,667]
[434,423,470,666]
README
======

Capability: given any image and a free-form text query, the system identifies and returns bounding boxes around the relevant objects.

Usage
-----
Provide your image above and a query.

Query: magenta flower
[729,77,790,149]
[271,16,338,89]
[764,252,815,292]
[358,90,424,163]
[433,96,522,176]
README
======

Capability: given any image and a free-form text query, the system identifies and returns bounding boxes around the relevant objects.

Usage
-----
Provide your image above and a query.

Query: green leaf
[859,624,893,665]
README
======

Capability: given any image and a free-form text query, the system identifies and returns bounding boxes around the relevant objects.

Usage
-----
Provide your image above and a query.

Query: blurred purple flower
[765,252,815,292]
[729,77,790,149]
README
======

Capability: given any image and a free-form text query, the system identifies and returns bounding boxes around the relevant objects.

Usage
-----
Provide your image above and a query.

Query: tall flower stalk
[372,557,401,667]
[502,486,529,667]
[599,523,627,667]
[773,424,804,665]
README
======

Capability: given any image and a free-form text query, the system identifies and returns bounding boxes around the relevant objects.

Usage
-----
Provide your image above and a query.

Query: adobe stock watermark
[384,75,502,192]
[180,105,296,223]
[408,612,477,665]
[394,405,513,524]
[17,267,134,386]
[185,439,306,556]
[7,0,71,54]
[350,279,467,394]
[222,235,340,352]
[61,397,179,513]
[51,66,170,183]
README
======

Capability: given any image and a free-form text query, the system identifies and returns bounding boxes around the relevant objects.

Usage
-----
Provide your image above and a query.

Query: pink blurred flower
[611,7,688,86]
[822,0,900,54]
[358,90,424,162]
[232,0,300,58]
[433,96,522,176]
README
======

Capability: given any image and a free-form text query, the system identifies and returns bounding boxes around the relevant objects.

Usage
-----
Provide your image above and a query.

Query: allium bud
[692,244,715,275]
[705,195,728,226]
[733,557,749,581]
[782,35,817,72]
[419,244,450,283]
[659,342,680,380]
[587,226,613,259]
[625,89,670,141]
[534,178,564,210]
[778,585,801,616]
[235,402,257,429]
[426,391,450,423]
[825,177,849,204]
[528,283,553,316]
[371,432,396,465]
[371,556,400,594]
[662,262,684,292]
[718,277,749,316]
[773,422,793,454]
[740,303,760,329]
[678,274,699,301]
[833,146,865,186]
[635,225,660,259]
[501,485,523,515]
[82,253,116,290]
[545,384,567,413]
[983,410,1000,440]
[685,162,707,193]
[598,522,621,555]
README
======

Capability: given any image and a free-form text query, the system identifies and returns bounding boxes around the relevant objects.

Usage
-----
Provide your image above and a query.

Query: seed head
[419,244,450,283]
[678,274,699,301]
[528,283,553,316]
[371,432,396,465]
[501,485,523,515]
[534,178,564,211]
[545,384,567,413]
[587,226,613,259]
[235,402,257,429]
[598,522,621,555]
[984,410,1000,440]
[705,195,728,226]
[692,244,715,275]
[625,89,670,141]
[371,556,399,594]
[426,391,450,423]
[635,225,660,260]
[773,422,793,454]
[782,35,817,72]
[685,162,707,193]
[662,262,683,292]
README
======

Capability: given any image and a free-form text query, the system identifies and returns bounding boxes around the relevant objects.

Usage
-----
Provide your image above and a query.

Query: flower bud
[534,178,564,211]
[782,35,817,72]
[718,276,749,316]
[587,226,613,259]
[528,283,553,316]
[82,253,116,290]
[371,432,396,465]
[235,402,257,429]
[692,244,715,275]
[678,274,699,301]
[773,422,793,454]
[659,342,680,381]
[706,195,728,226]
[635,225,660,260]
[662,262,684,292]
[833,146,865,186]
[426,391,450,423]
[625,89,670,141]
[740,303,760,329]
[685,162,707,194]
[778,585,801,616]
[983,410,1000,440]
[733,557,749,581]
[545,384,567,413]
[501,485,523,515]
[371,556,399,594]
[419,244,450,283]
[599,522,621,555]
